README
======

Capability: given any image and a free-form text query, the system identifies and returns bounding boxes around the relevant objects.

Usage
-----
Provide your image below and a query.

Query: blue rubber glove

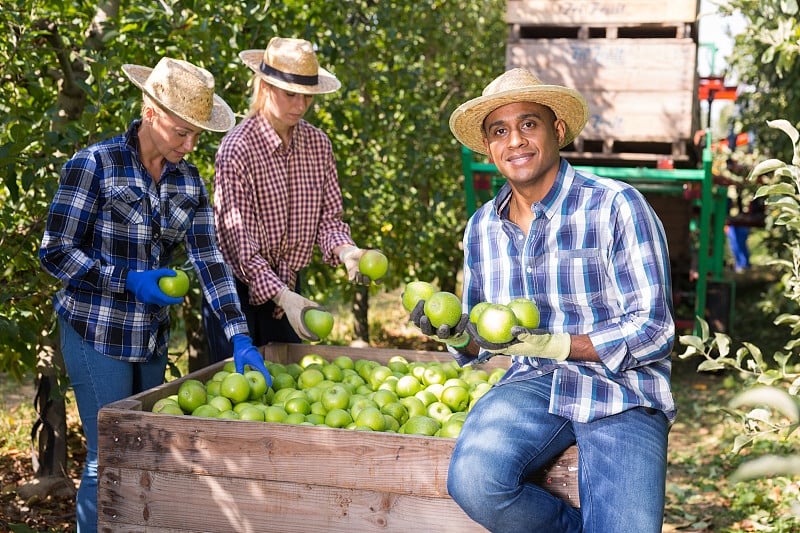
[125,269,183,306]
[231,334,272,387]
[409,300,470,348]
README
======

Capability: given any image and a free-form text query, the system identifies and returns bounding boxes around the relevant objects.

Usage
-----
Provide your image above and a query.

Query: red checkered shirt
[213,113,354,306]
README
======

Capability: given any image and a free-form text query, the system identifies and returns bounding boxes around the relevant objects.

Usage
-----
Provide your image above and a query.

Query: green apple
[152,398,184,415]
[271,372,296,391]
[208,395,233,413]
[324,408,353,428]
[400,396,428,418]
[355,406,387,431]
[321,384,351,411]
[152,397,180,413]
[371,389,399,408]
[476,303,519,344]
[422,365,447,387]
[414,389,438,407]
[239,406,266,421]
[426,401,453,424]
[321,363,344,382]
[469,301,492,323]
[177,379,207,414]
[507,297,540,329]
[303,309,334,339]
[245,370,268,401]
[402,415,440,436]
[284,412,307,425]
[191,404,220,418]
[440,385,470,413]
[284,396,312,416]
[438,417,464,438]
[401,281,437,312]
[381,401,409,426]
[305,413,326,425]
[158,269,190,298]
[423,291,463,328]
[358,250,389,282]
[395,375,423,398]
[333,355,355,370]
[219,372,251,404]
[297,368,325,390]
[263,405,288,423]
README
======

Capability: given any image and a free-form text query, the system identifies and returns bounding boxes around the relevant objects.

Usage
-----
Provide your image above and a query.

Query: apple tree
[0,0,508,473]
[720,0,800,162]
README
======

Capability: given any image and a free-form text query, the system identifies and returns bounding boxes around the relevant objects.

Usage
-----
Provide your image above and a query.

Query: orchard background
[2,0,800,531]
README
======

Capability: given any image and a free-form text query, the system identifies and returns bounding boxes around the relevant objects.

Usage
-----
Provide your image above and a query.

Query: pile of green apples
[151,353,505,438]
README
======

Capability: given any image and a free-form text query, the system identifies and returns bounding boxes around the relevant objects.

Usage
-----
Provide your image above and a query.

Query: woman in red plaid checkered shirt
[202,37,383,362]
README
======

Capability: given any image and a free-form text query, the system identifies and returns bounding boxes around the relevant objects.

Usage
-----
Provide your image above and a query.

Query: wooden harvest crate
[507,39,698,143]
[97,343,580,533]
[507,39,697,93]
[506,0,699,25]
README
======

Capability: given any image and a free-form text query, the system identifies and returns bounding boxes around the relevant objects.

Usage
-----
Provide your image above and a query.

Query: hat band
[259,61,318,86]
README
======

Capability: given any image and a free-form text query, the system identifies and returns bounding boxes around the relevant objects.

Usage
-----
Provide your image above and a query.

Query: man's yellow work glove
[466,322,570,361]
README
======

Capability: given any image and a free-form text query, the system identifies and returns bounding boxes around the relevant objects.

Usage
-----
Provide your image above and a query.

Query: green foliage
[722,0,800,162]
[679,120,800,491]
[0,1,506,377]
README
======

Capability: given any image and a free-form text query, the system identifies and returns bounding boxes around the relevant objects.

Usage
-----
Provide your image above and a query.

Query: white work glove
[338,245,371,286]
[466,323,570,361]
[273,288,325,342]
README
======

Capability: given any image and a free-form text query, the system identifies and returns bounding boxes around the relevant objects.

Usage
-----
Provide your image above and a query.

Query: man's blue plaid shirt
[453,159,676,423]
[40,121,248,362]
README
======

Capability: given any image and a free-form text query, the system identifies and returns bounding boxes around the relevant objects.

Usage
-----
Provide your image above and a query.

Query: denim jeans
[447,376,669,533]
[59,316,167,532]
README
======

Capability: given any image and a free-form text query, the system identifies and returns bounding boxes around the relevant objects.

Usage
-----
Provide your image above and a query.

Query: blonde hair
[247,76,269,117]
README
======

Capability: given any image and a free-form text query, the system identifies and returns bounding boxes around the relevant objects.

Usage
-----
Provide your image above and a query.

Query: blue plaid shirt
[456,159,676,423]
[40,120,249,362]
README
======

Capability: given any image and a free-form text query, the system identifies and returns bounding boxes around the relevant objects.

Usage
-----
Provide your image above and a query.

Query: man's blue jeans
[59,316,167,532]
[447,376,669,533]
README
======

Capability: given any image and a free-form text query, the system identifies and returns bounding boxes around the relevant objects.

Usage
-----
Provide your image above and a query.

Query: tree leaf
[731,455,800,481]
[750,160,787,182]
[729,386,800,423]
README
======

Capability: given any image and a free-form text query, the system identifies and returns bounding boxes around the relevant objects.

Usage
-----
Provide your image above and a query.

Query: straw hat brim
[122,64,236,133]
[449,85,589,154]
[239,50,341,95]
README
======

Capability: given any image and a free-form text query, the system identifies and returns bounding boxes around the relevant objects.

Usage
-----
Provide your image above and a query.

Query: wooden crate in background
[97,343,580,533]
[506,0,699,26]
[505,0,700,164]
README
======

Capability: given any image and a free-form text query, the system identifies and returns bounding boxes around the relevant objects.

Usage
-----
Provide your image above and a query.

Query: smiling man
[409,68,676,532]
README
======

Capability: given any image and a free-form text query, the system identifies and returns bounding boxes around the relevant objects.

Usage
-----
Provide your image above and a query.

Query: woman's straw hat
[122,57,235,132]
[450,68,589,154]
[239,37,341,95]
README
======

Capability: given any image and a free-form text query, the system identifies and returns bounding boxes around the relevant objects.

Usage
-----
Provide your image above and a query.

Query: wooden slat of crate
[97,344,580,532]
[581,89,695,142]
[507,39,697,92]
[100,467,484,533]
[506,0,699,25]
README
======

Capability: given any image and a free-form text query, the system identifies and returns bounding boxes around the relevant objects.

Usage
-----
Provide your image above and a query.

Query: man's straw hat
[239,37,341,95]
[450,68,589,155]
[122,57,235,132]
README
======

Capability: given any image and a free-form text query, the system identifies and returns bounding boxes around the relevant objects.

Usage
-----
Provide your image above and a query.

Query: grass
[2,273,800,532]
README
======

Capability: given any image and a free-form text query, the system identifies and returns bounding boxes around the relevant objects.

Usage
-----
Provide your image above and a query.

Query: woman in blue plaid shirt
[39,57,270,532]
